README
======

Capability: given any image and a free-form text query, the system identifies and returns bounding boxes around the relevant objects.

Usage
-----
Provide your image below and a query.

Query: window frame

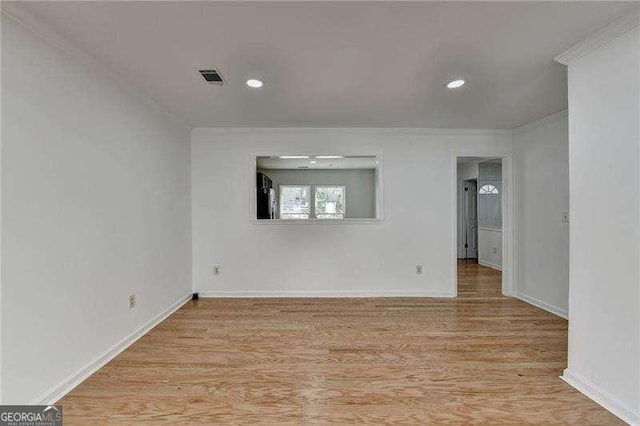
[251,154,384,225]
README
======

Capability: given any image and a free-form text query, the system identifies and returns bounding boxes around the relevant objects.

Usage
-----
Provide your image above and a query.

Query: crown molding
[554,8,640,65]
[191,127,513,137]
[513,110,568,135]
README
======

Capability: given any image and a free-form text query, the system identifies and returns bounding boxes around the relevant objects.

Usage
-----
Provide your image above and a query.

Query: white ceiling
[8,1,638,129]
[257,156,378,170]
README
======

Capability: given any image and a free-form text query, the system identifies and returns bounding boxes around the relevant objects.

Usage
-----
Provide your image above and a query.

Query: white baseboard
[197,290,455,298]
[31,292,192,405]
[514,291,568,319]
[478,260,502,271]
[561,369,639,425]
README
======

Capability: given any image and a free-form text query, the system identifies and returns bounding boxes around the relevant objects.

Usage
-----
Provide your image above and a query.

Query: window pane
[279,186,310,219]
[315,186,345,219]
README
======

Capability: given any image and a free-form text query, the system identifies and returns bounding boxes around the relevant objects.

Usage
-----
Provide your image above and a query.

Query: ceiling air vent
[198,69,225,86]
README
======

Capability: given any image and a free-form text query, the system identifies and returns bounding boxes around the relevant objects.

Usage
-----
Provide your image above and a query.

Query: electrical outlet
[492,247,497,254]
[213,265,220,275]
[562,211,569,223]
[416,265,423,275]
[129,294,136,309]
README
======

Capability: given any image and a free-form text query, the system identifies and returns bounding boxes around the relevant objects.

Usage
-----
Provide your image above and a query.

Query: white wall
[513,112,569,317]
[478,229,502,270]
[479,162,502,181]
[458,161,479,182]
[260,168,376,218]
[1,15,192,404]
[192,128,512,296]
[562,27,639,423]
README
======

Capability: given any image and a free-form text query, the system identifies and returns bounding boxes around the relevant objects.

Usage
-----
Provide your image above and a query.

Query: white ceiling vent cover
[198,69,225,86]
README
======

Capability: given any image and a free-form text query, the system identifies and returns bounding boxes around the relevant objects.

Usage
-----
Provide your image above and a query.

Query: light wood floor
[58,261,622,424]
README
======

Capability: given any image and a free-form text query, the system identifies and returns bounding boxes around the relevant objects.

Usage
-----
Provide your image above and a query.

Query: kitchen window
[279,184,346,220]
[279,185,311,219]
[315,186,345,219]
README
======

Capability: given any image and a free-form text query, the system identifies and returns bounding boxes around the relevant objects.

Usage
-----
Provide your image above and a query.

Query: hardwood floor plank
[57,261,622,424]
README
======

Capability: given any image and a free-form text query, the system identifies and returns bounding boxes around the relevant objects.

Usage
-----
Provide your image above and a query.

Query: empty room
[1,1,639,424]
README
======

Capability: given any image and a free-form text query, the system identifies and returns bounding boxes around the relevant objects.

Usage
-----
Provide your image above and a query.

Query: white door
[464,180,478,258]
[478,181,502,227]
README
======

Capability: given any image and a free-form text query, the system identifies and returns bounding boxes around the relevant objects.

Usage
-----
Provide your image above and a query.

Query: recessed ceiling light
[246,79,263,88]
[310,161,317,164]
[316,155,344,159]
[447,79,466,89]
[280,155,309,159]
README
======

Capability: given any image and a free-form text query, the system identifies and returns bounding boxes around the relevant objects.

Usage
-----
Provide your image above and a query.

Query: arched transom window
[479,184,499,195]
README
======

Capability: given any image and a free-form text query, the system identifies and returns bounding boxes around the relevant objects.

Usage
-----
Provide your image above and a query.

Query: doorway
[455,156,511,297]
